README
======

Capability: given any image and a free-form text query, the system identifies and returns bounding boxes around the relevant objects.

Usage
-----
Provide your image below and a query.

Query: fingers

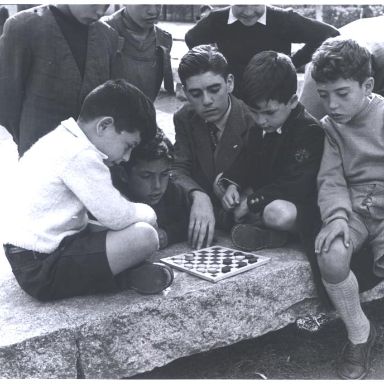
[342,227,350,248]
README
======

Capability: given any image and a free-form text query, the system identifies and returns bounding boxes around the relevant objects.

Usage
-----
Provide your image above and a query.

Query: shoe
[337,322,377,380]
[123,262,174,295]
[231,224,288,251]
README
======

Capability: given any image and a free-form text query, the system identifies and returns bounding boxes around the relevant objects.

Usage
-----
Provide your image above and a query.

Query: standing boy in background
[313,38,384,379]
[105,4,174,102]
[0,4,119,155]
[185,5,339,95]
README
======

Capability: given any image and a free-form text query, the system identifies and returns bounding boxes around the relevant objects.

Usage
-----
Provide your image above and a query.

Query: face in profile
[68,5,109,25]
[231,5,266,26]
[316,77,373,124]
[124,5,162,29]
[125,158,171,206]
[184,71,234,124]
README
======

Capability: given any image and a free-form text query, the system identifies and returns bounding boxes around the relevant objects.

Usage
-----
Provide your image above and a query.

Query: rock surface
[1,235,384,378]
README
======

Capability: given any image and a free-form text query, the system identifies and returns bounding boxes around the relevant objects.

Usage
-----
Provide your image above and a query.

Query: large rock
[1,235,384,378]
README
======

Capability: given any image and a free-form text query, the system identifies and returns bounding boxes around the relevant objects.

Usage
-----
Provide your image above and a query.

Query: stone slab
[1,235,384,378]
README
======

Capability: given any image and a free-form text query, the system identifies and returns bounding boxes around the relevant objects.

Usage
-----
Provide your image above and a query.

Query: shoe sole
[231,224,288,251]
[337,322,377,380]
[127,262,174,295]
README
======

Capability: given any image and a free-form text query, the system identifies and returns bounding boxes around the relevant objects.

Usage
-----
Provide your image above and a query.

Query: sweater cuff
[324,210,349,225]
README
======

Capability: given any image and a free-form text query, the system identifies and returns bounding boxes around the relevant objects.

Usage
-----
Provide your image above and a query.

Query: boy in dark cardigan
[112,128,189,249]
[215,51,324,253]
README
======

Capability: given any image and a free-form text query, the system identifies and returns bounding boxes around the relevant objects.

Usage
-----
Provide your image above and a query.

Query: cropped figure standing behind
[0,4,118,155]
[185,5,339,96]
[104,4,174,102]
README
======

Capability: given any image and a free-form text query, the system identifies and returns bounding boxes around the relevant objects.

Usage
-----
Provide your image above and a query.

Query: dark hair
[79,79,156,143]
[200,5,213,14]
[178,45,229,85]
[311,37,372,85]
[241,51,297,106]
[127,127,174,169]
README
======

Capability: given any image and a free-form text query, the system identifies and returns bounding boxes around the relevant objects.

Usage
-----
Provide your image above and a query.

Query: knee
[317,239,350,282]
[132,222,159,253]
[263,200,297,230]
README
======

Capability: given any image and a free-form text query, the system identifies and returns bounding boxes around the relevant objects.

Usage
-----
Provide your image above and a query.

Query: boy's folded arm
[248,125,325,212]
[61,150,156,230]
[317,133,352,224]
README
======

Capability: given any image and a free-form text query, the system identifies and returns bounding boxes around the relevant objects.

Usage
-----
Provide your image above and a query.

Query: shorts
[3,228,119,301]
[348,183,384,277]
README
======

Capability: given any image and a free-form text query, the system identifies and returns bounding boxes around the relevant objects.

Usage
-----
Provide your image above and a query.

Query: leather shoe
[337,322,377,379]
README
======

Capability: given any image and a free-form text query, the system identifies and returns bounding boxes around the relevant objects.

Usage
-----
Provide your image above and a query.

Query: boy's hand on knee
[222,184,240,211]
[233,195,249,223]
[189,191,215,249]
[315,218,350,254]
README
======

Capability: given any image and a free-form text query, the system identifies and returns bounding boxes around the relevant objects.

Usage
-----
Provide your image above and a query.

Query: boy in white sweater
[3,79,173,301]
[312,38,384,379]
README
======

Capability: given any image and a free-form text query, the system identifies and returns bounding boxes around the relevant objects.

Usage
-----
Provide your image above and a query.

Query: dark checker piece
[223,258,233,265]
[237,261,247,268]
[221,266,231,273]
[233,251,244,256]
[248,257,259,264]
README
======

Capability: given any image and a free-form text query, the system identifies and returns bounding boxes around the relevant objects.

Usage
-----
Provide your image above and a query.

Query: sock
[322,271,370,344]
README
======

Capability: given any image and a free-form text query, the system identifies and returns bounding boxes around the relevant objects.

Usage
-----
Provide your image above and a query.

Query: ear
[363,77,374,95]
[288,94,299,110]
[96,116,114,136]
[226,74,234,94]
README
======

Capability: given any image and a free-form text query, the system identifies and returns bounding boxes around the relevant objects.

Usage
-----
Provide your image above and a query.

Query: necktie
[208,122,219,151]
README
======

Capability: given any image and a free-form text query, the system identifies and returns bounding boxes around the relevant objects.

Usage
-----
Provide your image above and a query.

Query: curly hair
[311,37,372,85]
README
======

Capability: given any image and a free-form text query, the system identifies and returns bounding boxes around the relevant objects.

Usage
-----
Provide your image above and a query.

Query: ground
[131,299,384,380]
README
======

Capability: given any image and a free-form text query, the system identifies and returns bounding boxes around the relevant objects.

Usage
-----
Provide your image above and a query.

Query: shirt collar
[228,6,267,26]
[262,127,282,137]
[61,118,108,160]
[212,96,232,135]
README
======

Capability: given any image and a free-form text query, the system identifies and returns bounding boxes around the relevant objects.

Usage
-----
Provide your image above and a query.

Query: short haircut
[178,44,229,86]
[311,37,372,85]
[79,79,156,143]
[126,127,174,170]
[241,51,297,106]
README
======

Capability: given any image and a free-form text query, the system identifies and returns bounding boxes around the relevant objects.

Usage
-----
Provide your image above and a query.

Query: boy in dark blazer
[172,45,258,249]
[216,51,324,253]
[185,5,339,95]
[0,5,118,155]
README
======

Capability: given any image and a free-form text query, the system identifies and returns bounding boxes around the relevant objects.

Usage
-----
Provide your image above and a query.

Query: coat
[172,94,257,206]
[0,5,120,155]
[104,8,174,101]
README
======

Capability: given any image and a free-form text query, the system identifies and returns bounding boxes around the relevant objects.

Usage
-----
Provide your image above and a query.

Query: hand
[189,191,215,249]
[233,195,249,223]
[222,184,240,211]
[315,218,350,254]
[156,228,168,249]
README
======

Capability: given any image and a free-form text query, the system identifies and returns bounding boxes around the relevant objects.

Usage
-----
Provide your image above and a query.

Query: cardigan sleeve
[185,11,220,49]
[61,149,156,230]
[283,9,340,69]
[172,112,206,196]
[0,14,33,144]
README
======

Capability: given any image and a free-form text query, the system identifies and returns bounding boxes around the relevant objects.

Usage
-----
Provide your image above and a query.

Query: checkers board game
[161,245,270,283]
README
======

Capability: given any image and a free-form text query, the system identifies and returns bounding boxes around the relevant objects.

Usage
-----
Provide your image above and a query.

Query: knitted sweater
[3,118,155,253]
[317,93,384,224]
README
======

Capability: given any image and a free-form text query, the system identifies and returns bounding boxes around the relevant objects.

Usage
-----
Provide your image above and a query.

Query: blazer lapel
[191,114,216,182]
[215,96,247,173]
